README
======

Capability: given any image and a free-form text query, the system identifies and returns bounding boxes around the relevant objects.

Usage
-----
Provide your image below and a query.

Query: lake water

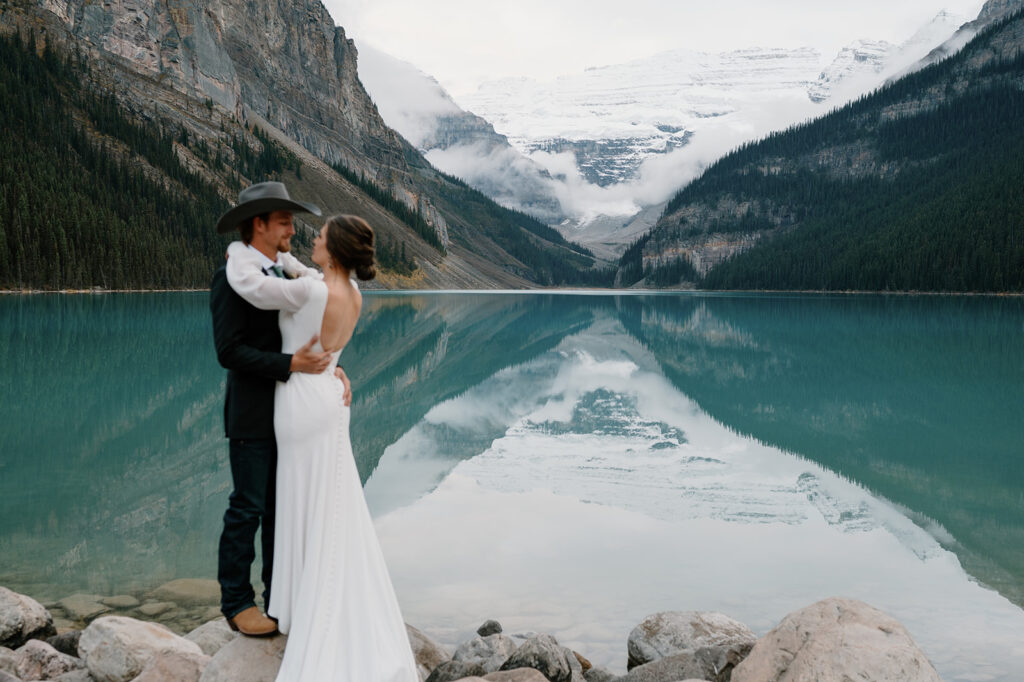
[1,292,1022,679]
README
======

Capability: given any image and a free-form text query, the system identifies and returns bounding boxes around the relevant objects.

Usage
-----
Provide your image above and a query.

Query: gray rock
[0,670,21,682]
[627,611,755,670]
[0,647,18,676]
[185,619,238,657]
[582,666,618,682]
[197,634,285,682]
[15,639,85,680]
[425,660,488,682]
[137,603,175,617]
[99,597,138,610]
[484,670,551,682]
[57,596,109,623]
[477,620,503,637]
[620,651,714,682]
[453,634,518,673]
[133,648,210,682]
[731,597,942,682]
[406,624,450,681]
[78,616,203,682]
[149,580,220,607]
[0,587,57,648]
[46,632,82,658]
[500,634,578,682]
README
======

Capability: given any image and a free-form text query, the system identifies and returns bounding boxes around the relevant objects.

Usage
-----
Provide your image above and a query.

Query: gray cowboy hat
[216,181,322,234]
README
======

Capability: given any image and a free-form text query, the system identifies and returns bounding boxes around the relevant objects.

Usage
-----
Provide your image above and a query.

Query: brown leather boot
[226,606,278,637]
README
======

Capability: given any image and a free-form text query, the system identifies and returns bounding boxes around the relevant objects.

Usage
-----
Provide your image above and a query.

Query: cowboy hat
[216,181,322,234]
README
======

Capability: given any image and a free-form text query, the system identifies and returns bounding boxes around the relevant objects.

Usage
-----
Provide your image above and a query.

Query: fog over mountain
[358,10,967,256]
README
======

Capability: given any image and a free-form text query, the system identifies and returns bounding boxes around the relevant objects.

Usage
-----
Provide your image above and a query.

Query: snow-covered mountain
[357,10,968,256]
[357,44,566,224]
[809,10,966,102]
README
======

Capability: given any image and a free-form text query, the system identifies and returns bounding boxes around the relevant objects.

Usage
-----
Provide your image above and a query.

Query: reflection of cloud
[374,321,1024,680]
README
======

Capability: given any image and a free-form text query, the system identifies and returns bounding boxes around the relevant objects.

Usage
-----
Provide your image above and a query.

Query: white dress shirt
[226,242,324,313]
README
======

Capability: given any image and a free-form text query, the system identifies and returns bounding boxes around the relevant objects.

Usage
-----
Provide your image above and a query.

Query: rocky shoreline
[1,581,944,681]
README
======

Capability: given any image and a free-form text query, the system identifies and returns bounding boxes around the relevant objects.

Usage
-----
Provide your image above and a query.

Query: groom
[210,181,350,636]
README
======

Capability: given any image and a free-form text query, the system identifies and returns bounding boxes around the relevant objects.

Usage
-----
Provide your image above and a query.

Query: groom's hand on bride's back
[290,334,332,374]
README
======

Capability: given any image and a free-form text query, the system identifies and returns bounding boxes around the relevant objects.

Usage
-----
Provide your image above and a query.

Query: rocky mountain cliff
[621,1,1024,292]
[0,0,603,290]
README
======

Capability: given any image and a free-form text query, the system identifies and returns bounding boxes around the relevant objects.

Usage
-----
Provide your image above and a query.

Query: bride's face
[312,224,330,269]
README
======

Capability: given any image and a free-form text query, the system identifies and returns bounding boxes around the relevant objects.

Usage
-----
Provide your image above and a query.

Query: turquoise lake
[1,292,1022,679]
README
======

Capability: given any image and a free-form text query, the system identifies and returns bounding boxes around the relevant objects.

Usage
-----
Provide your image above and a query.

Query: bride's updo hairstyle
[325,214,376,281]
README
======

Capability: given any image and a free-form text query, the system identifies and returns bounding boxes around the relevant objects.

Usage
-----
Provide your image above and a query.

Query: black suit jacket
[210,265,292,439]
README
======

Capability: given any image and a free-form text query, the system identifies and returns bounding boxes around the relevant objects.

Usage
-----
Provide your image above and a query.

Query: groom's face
[256,210,296,254]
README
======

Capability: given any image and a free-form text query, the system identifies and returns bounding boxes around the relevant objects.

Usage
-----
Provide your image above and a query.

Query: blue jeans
[218,438,276,619]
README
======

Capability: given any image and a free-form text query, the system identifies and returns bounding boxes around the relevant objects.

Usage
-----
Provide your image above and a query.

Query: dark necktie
[269,265,285,278]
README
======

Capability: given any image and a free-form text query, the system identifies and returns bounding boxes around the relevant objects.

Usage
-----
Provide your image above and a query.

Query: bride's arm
[279,251,323,280]
[225,241,314,313]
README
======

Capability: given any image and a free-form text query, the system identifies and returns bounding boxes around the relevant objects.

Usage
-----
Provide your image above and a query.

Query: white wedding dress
[225,243,418,682]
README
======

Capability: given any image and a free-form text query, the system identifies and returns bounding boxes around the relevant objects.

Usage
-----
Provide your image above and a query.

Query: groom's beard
[276,237,293,253]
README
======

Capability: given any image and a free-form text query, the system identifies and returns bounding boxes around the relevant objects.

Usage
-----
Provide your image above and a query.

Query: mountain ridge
[620,2,1024,293]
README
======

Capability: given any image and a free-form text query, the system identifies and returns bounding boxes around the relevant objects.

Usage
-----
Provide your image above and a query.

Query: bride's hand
[334,366,352,406]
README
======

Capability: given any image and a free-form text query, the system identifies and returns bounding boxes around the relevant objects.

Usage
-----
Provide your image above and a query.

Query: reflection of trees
[617,294,1024,606]
[0,293,228,596]
[0,293,594,598]
[344,294,594,481]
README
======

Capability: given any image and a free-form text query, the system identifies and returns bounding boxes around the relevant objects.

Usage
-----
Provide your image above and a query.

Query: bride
[224,214,418,682]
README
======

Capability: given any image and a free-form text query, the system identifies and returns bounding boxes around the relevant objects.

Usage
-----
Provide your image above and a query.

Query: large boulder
[453,633,519,673]
[407,624,451,681]
[78,615,204,682]
[197,634,285,682]
[0,587,57,648]
[185,619,238,657]
[731,597,942,682]
[149,580,220,606]
[627,611,755,670]
[133,648,211,682]
[14,639,86,680]
[499,634,583,682]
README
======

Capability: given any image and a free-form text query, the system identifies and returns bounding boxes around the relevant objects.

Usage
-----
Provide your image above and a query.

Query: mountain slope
[0,0,602,289]
[622,7,1024,293]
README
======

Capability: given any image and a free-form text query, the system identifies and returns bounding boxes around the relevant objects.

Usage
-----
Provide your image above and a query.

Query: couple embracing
[209,181,418,681]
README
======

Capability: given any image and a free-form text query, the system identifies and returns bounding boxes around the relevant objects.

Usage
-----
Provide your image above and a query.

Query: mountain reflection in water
[0,292,1021,649]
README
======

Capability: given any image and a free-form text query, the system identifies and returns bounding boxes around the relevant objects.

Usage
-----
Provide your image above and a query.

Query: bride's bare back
[319,278,362,353]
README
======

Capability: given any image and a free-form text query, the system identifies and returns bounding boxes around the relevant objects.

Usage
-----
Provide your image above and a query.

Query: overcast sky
[323,0,985,96]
